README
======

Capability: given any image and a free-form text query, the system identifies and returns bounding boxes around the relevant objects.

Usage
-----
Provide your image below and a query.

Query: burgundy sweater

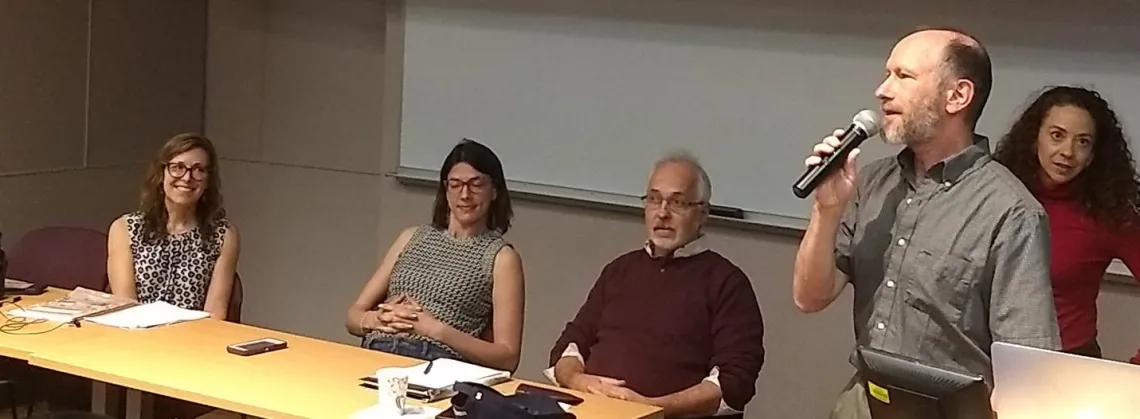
[549,248,766,414]
[1033,183,1140,350]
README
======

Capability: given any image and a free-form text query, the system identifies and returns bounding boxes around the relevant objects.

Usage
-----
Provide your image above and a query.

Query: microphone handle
[792,125,868,199]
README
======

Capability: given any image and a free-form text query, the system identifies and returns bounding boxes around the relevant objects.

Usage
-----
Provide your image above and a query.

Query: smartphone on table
[226,337,288,356]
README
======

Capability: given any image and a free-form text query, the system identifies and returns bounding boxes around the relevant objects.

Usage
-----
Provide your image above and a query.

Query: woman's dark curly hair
[993,86,1140,229]
[138,133,226,248]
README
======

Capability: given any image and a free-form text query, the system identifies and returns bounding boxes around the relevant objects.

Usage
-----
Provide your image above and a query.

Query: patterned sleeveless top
[125,212,229,310]
[370,225,509,357]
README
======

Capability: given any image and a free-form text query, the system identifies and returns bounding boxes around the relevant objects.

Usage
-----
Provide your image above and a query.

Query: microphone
[792,109,883,199]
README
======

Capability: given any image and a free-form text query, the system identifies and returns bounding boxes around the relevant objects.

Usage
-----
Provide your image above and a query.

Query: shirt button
[897,238,906,246]
[886,280,896,288]
[876,322,886,330]
[905,198,913,204]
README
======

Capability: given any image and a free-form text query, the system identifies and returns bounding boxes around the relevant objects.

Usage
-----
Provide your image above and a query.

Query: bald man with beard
[793,28,1061,419]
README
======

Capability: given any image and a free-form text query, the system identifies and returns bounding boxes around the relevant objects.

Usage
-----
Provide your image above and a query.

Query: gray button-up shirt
[837,135,1061,382]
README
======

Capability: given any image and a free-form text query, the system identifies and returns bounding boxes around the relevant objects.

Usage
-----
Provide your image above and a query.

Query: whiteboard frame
[384,1,1132,284]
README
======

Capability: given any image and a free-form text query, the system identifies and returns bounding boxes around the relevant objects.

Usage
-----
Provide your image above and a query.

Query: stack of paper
[85,301,210,329]
[9,287,136,322]
[4,278,35,290]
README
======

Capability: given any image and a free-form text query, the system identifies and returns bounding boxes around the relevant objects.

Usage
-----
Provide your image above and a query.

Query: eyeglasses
[165,162,208,181]
[447,176,489,193]
[641,194,707,213]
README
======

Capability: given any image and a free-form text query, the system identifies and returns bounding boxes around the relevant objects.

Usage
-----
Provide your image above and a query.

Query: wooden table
[28,318,663,419]
[1,288,136,414]
[0,288,108,360]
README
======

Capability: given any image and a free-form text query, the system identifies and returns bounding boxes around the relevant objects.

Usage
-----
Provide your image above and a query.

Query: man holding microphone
[792,27,1061,418]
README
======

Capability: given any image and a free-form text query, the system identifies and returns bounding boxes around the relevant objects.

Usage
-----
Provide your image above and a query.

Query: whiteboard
[396,0,1140,232]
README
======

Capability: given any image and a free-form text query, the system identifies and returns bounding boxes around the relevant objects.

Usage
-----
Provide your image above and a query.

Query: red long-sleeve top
[1033,183,1140,351]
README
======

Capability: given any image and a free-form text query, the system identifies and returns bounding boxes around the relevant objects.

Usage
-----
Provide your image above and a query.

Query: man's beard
[881,96,942,146]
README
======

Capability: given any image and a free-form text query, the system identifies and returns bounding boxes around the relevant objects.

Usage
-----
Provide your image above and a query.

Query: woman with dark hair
[993,86,1140,358]
[107,133,240,319]
[346,139,525,372]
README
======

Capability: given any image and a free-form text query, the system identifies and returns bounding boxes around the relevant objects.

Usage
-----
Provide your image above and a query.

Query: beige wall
[204,1,1140,418]
[204,0,388,338]
[0,0,206,248]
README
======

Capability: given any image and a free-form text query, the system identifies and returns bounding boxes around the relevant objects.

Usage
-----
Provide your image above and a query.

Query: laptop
[991,341,1140,419]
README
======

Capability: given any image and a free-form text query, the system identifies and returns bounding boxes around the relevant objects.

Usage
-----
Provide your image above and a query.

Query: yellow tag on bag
[867,381,891,404]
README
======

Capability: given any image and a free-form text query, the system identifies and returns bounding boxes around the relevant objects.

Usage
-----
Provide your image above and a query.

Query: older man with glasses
[546,150,766,419]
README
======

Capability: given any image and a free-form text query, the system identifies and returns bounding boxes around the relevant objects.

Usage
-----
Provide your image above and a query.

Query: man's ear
[945,78,975,117]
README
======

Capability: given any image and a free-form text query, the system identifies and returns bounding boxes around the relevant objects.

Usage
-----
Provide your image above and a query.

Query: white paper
[4,278,34,290]
[85,301,209,329]
[399,358,511,390]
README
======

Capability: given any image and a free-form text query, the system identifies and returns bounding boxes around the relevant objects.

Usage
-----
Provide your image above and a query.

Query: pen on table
[424,359,434,374]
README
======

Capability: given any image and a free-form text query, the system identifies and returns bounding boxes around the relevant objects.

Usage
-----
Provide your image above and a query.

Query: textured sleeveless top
[370,225,509,357]
[125,212,229,310]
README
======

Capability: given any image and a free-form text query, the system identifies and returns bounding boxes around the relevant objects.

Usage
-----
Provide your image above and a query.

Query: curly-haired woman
[994,86,1140,358]
[107,133,240,320]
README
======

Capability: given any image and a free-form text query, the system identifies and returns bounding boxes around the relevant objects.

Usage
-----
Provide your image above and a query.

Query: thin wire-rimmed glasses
[640,194,707,214]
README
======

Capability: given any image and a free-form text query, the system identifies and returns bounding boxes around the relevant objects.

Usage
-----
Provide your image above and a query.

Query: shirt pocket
[904,248,981,328]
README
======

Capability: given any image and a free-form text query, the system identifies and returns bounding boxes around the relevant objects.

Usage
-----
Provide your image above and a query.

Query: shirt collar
[644,234,709,259]
[896,134,991,184]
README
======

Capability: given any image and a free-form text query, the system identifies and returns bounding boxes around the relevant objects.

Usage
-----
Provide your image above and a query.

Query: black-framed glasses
[641,194,706,213]
[165,162,208,181]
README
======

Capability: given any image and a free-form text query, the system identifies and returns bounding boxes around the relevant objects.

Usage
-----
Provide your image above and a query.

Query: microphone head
[852,109,883,137]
